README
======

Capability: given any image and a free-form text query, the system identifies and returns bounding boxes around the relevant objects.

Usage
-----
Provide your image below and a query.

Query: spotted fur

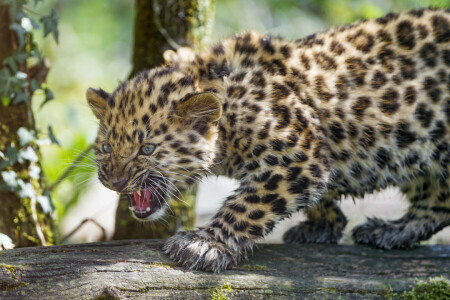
[88,8,450,272]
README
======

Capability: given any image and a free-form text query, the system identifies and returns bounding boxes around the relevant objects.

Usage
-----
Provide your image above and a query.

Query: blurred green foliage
[30,0,448,223]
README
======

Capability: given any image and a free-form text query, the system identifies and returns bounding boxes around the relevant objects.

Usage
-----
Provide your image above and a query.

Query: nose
[111,178,129,192]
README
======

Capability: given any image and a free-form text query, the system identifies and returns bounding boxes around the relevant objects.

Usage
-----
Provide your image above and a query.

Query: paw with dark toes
[163,230,241,272]
[351,218,420,250]
[283,221,345,244]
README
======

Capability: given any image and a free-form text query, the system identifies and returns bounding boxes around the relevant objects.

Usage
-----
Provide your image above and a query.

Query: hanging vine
[0,0,59,248]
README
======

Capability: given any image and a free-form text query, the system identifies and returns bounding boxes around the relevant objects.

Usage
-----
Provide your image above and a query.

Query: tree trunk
[129,0,215,77]
[113,0,215,240]
[1,241,449,299]
[0,5,55,248]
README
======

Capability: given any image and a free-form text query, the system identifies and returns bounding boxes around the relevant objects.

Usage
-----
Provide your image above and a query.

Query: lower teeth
[146,207,150,212]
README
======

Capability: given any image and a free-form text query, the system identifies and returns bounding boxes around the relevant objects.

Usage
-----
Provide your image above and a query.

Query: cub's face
[87,68,222,221]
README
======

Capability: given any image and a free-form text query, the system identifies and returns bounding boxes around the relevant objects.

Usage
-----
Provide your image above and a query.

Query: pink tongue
[133,189,152,210]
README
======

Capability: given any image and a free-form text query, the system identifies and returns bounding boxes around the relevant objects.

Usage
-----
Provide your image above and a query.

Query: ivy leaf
[40,8,59,44]
[13,89,28,104]
[15,71,27,79]
[0,68,20,97]
[1,170,19,190]
[40,88,54,107]
[17,127,36,147]
[18,147,39,163]
[48,125,60,146]
[35,138,51,146]
[0,147,18,170]
[37,194,53,214]
[3,0,27,21]
[29,17,40,30]
[46,88,54,100]
[29,165,41,179]
[0,233,14,250]
[30,79,40,92]
[13,51,29,64]
[18,180,36,199]
[21,17,36,31]
[10,23,27,49]
[1,96,11,106]
[3,56,18,73]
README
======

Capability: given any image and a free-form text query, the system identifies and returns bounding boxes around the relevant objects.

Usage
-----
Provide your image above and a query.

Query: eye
[102,143,112,153]
[140,144,156,155]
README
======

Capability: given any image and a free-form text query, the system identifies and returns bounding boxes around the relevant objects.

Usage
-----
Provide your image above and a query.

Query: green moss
[400,277,450,300]
[144,262,175,269]
[0,281,16,291]
[0,264,27,291]
[210,283,233,300]
[264,289,274,295]
[320,278,450,299]
[240,264,268,271]
[0,263,23,281]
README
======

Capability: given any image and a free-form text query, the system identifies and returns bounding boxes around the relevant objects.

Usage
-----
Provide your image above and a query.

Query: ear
[176,92,222,123]
[163,49,179,66]
[86,88,109,119]
[163,47,196,66]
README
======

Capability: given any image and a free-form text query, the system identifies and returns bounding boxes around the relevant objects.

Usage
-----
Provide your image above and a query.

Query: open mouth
[126,180,168,220]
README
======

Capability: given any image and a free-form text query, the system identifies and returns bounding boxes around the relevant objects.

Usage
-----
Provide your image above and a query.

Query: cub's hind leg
[352,175,450,249]
[283,195,347,244]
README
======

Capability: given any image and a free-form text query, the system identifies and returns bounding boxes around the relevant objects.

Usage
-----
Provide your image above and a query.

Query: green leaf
[0,67,21,97]
[45,88,54,100]
[1,170,19,190]
[0,151,5,160]
[3,0,27,21]
[48,125,61,146]
[30,78,40,92]
[1,96,11,106]
[18,180,36,199]
[14,51,30,64]
[0,233,14,250]
[3,56,18,73]
[13,89,28,104]
[0,233,14,249]
[29,165,41,179]
[10,23,27,48]
[0,146,18,170]
[18,146,39,163]
[28,17,40,30]
[37,194,53,214]
[40,88,54,107]
[17,127,36,147]
[40,8,59,44]
[15,71,27,80]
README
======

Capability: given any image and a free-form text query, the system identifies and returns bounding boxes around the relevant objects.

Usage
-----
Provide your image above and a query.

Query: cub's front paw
[163,230,240,272]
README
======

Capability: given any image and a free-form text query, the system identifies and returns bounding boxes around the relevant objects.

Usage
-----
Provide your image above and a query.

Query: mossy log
[0,240,449,299]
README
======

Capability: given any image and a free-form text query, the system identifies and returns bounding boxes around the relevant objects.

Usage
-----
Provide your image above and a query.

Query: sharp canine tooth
[128,207,135,212]
[146,207,150,212]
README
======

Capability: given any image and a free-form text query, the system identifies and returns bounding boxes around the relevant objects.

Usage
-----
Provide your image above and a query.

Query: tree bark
[129,0,215,77]
[113,0,215,240]
[1,241,449,299]
[0,5,55,247]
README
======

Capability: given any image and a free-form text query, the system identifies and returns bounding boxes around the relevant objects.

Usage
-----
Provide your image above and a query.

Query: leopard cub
[87,8,450,272]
